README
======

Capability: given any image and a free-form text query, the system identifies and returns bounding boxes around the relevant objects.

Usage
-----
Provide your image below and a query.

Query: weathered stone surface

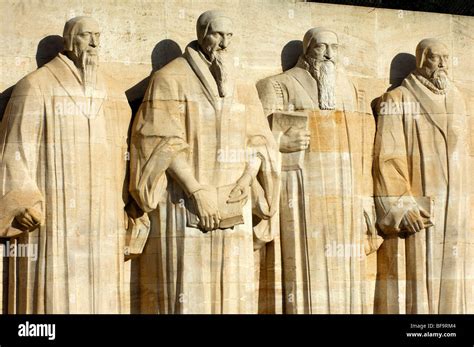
[0,0,472,314]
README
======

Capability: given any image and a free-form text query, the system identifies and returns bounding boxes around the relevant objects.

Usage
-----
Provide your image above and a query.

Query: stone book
[216,184,245,229]
[125,215,151,257]
[271,111,309,170]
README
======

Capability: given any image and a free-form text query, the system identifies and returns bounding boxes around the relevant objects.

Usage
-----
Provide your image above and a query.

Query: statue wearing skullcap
[374,38,473,313]
[256,27,380,314]
[0,16,133,313]
[129,10,280,314]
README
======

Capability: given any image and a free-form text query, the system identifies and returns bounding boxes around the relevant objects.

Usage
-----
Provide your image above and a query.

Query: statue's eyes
[213,32,232,39]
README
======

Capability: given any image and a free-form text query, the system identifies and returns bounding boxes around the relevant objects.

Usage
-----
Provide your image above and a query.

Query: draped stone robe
[0,54,131,313]
[129,42,280,314]
[257,64,377,313]
[374,72,473,314]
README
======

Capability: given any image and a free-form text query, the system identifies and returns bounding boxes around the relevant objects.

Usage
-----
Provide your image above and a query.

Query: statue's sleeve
[351,81,382,253]
[244,83,281,248]
[0,77,45,237]
[256,77,284,118]
[129,73,189,213]
[373,89,415,234]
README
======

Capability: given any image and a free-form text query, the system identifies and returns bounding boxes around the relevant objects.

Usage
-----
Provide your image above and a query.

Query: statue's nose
[325,47,334,60]
[90,36,98,48]
[220,38,228,50]
[439,58,447,68]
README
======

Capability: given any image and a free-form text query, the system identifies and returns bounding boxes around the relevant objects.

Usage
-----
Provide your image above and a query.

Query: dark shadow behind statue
[0,35,64,124]
[125,39,182,117]
[387,53,416,92]
[371,52,416,120]
[281,40,303,72]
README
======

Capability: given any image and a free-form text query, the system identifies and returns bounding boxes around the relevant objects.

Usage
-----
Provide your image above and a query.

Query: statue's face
[420,43,449,79]
[71,19,101,62]
[306,31,338,62]
[201,17,233,57]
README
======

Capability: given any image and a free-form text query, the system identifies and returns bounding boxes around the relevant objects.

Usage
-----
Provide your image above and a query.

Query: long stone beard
[305,56,336,110]
[208,49,231,98]
[79,51,99,90]
[431,69,449,91]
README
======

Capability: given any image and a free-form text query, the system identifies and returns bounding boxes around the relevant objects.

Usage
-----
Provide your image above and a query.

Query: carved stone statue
[0,16,132,313]
[374,38,473,313]
[257,28,379,313]
[129,10,280,314]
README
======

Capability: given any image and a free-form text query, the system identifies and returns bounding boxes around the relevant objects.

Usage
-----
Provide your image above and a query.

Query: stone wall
[1,1,473,110]
[0,0,472,313]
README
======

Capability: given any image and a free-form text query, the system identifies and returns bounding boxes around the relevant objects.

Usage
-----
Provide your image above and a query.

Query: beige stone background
[0,0,472,313]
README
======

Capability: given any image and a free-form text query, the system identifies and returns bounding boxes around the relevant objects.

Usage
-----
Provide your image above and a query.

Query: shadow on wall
[36,35,64,68]
[125,39,182,117]
[387,53,416,92]
[371,52,416,120]
[256,39,302,98]
[281,40,303,72]
[0,35,64,123]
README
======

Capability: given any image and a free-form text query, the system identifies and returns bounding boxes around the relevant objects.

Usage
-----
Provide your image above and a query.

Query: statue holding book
[129,10,280,313]
[257,27,380,313]
[373,38,473,314]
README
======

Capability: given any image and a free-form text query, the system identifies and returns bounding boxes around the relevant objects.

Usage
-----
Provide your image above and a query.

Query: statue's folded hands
[14,207,43,232]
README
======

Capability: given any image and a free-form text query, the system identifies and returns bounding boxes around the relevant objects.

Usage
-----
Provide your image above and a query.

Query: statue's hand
[280,127,310,153]
[14,207,43,232]
[400,206,432,236]
[227,173,252,205]
[192,186,220,232]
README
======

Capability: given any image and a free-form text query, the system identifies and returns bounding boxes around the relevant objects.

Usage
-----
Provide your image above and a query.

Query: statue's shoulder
[144,57,190,100]
[11,65,51,96]
[257,74,278,91]
[272,66,305,84]
[148,56,190,89]
[382,84,410,102]
[257,67,299,95]
[18,55,69,90]
[154,56,188,76]
[376,84,414,117]
[284,66,307,77]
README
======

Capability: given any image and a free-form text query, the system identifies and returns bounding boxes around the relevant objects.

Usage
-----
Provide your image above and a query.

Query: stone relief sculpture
[0,16,132,313]
[374,38,473,314]
[0,8,470,317]
[128,10,280,314]
[256,28,381,314]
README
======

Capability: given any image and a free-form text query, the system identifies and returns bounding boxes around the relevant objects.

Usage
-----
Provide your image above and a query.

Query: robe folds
[0,54,131,313]
[374,72,473,314]
[129,41,280,314]
[257,65,378,313]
